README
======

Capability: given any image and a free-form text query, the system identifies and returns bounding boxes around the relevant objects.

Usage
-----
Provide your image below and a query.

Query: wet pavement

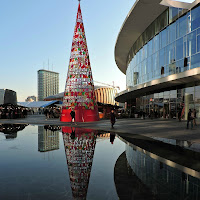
[0,124,200,199]
[0,114,200,143]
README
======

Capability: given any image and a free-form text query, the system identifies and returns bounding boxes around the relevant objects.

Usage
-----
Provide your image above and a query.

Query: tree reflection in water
[62,127,97,200]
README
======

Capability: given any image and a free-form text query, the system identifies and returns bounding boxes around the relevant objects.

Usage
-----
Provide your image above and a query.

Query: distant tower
[60,2,99,122]
[38,69,59,101]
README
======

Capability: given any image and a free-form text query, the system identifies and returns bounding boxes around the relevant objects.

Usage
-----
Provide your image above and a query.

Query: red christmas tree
[60,2,99,122]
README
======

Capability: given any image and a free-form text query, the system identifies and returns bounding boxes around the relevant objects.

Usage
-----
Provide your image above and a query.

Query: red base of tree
[60,107,99,122]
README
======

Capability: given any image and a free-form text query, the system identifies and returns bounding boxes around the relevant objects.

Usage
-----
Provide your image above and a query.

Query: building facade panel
[38,70,59,101]
[115,1,200,119]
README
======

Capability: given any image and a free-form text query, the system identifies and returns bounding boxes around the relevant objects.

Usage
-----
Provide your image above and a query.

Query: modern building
[38,126,59,152]
[0,89,17,105]
[25,95,37,102]
[115,0,200,119]
[37,69,59,101]
[44,86,119,105]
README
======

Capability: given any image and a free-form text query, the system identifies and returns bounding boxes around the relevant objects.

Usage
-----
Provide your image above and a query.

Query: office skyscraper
[38,69,59,101]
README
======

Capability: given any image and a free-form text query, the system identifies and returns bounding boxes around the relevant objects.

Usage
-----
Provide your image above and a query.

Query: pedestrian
[71,127,76,139]
[110,109,116,128]
[70,109,76,125]
[193,109,197,126]
[187,109,193,129]
[178,109,182,122]
[143,111,146,120]
[110,132,116,144]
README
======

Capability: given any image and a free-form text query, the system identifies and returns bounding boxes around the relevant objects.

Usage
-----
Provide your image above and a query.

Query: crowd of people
[43,107,61,119]
[0,105,28,119]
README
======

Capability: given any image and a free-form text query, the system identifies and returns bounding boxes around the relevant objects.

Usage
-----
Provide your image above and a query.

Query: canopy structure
[60,2,99,122]
[18,100,62,108]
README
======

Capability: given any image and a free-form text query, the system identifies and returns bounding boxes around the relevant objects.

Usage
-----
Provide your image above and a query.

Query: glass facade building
[126,6,200,87]
[38,70,59,101]
[115,1,200,119]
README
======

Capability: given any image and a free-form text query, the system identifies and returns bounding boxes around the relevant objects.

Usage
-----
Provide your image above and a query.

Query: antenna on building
[48,59,49,71]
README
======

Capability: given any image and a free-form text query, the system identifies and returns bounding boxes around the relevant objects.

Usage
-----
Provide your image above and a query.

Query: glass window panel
[147,40,153,56]
[179,14,188,38]
[195,86,200,103]
[176,38,183,60]
[169,7,179,23]
[159,48,165,67]
[169,61,176,75]
[187,31,196,56]
[176,59,184,73]
[170,90,177,99]
[197,28,200,35]
[185,87,194,102]
[191,53,200,69]
[191,6,200,31]
[176,20,179,39]
[169,22,176,43]
[169,42,175,64]
[154,34,159,52]
[161,29,167,48]
[197,35,200,52]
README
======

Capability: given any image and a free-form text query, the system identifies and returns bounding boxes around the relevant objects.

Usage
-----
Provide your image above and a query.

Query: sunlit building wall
[38,126,59,152]
[38,70,59,101]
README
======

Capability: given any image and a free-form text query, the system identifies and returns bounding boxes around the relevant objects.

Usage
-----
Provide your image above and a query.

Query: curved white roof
[115,0,167,74]
[115,0,200,74]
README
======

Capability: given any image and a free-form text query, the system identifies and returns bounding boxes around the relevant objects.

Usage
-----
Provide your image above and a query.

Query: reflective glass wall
[135,84,200,120]
[126,5,200,89]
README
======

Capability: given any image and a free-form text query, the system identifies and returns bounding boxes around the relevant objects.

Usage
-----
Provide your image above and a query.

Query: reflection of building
[62,127,97,199]
[125,144,200,200]
[38,126,59,152]
[115,1,200,119]
[25,96,37,102]
[38,69,59,101]
[0,89,17,105]
[115,135,200,200]
[0,124,28,139]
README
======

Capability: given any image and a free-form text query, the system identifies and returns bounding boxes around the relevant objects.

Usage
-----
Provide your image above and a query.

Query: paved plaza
[0,114,200,143]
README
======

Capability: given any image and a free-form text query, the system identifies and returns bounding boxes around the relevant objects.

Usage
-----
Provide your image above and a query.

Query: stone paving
[0,114,200,143]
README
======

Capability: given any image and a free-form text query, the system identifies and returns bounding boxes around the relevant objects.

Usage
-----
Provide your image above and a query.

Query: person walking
[70,109,77,125]
[187,109,193,129]
[110,109,116,128]
[143,111,146,120]
[110,132,116,144]
[178,109,182,122]
[193,109,197,126]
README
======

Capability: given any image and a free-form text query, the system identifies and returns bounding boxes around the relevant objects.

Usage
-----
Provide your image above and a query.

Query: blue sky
[0,0,193,101]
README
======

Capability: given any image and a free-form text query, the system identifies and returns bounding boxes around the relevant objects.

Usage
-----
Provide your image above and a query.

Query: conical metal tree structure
[60,2,99,122]
[62,127,97,199]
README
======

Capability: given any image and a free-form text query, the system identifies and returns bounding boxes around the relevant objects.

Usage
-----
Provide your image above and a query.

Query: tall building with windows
[115,0,200,120]
[37,69,59,101]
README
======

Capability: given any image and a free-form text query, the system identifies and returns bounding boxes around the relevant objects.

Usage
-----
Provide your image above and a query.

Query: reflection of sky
[0,125,125,199]
[88,138,125,200]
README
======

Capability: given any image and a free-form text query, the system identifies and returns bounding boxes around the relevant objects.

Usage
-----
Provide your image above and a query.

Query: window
[184,57,188,67]
[191,6,200,31]
[187,31,196,56]
[161,67,165,75]
[176,38,183,60]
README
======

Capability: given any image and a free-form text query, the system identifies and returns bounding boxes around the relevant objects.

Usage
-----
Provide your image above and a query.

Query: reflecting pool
[0,125,200,200]
[0,125,124,200]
